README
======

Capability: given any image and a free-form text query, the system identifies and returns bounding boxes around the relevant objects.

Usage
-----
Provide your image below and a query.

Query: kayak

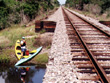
[15,40,39,60]
[15,46,42,66]
[15,65,32,69]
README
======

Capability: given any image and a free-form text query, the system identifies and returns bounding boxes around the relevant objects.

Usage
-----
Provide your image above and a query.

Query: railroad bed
[43,7,110,83]
[63,7,110,82]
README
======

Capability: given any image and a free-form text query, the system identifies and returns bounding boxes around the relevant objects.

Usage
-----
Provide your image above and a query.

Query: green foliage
[46,45,51,49]
[65,0,110,15]
[0,56,10,64]
[20,0,39,19]
[0,1,9,29]
[40,29,46,34]
[0,24,36,48]
[0,49,14,64]
[0,0,58,29]
[54,0,60,6]
[101,0,110,13]
[35,53,48,64]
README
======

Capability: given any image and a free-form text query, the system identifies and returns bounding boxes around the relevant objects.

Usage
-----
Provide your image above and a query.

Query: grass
[0,24,38,64]
[0,49,15,64]
[0,24,37,48]
[34,53,48,64]
[46,45,51,49]
[39,29,46,34]
[71,8,110,21]
[0,55,10,63]
[0,24,51,65]
[0,54,10,64]
[0,7,56,65]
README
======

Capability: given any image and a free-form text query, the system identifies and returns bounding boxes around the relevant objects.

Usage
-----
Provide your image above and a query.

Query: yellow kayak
[15,40,37,60]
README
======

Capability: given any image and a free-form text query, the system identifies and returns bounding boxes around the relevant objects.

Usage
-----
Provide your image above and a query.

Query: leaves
[66,0,110,14]
[0,0,59,29]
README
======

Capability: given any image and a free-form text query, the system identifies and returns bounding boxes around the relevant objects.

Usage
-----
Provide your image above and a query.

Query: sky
[58,0,66,5]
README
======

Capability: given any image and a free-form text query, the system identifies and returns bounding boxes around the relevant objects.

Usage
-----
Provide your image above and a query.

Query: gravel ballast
[43,7,79,82]
[43,7,108,83]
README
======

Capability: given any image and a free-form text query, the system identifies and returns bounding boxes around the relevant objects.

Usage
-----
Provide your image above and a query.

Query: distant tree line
[65,0,110,15]
[0,0,59,29]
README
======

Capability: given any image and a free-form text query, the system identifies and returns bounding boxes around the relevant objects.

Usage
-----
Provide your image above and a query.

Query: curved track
[62,7,110,83]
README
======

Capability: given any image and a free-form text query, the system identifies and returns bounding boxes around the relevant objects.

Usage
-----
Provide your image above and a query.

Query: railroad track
[62,7,110,83]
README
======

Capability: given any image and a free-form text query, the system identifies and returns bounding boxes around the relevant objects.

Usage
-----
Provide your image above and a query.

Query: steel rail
[62,7,110,83]
[64,8,110,37]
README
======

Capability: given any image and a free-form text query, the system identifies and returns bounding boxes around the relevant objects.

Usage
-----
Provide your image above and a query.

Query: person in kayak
[21,37,26,58]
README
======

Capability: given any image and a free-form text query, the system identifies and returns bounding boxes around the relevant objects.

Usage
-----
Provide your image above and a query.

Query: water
[0,66,46,83]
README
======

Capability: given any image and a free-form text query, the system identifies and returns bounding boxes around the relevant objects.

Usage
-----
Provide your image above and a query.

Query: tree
[0,0,9,29]
[0,0,59,29]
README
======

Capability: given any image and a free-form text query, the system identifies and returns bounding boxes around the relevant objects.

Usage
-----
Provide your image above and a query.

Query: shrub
[0,7,9,29]
[34,36,52,48]
[106,8,110,17]
[0,0,58,29]
[40,29,46,34]
[83,4,101,15]
[35,53,48,64]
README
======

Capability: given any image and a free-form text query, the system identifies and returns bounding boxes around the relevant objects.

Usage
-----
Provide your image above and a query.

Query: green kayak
[15,46,42,66]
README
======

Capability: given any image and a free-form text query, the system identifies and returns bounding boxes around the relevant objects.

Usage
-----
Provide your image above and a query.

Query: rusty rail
[64,8,110,37]
[62,7,110,83]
